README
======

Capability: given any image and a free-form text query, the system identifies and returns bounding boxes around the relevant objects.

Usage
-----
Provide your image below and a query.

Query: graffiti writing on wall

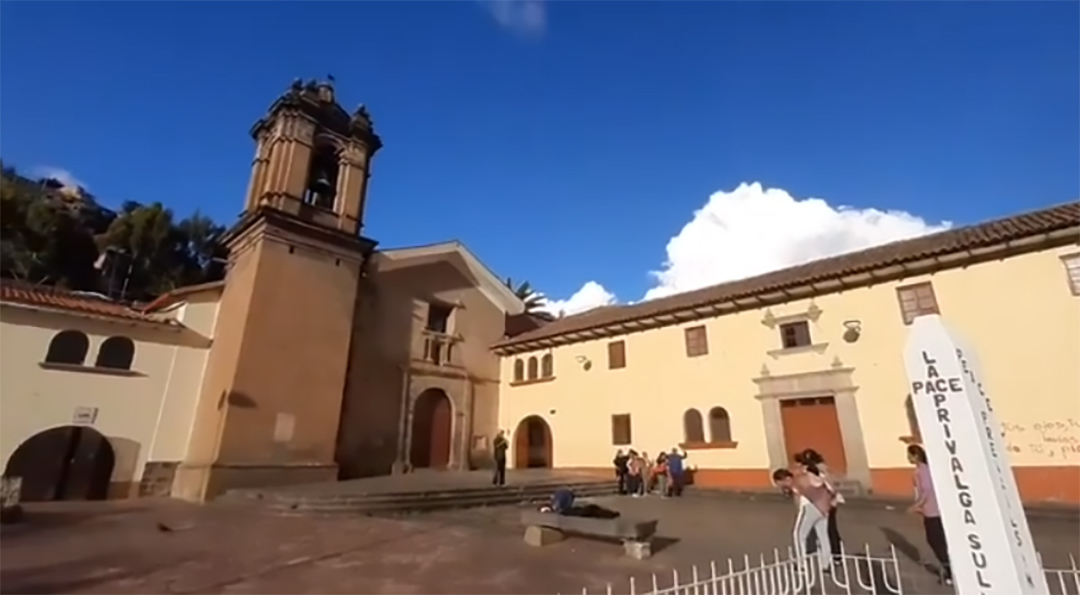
[1002,418,1080,461]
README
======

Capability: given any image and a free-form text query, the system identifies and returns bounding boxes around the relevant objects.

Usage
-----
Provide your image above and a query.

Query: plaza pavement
[1,495,1077,594]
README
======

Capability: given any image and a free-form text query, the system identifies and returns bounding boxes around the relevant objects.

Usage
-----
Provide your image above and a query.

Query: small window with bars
[896,282,940,325]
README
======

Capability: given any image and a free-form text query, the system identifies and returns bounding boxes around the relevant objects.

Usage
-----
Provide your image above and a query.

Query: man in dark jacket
[492,430,509,486]
[613,450,630,495]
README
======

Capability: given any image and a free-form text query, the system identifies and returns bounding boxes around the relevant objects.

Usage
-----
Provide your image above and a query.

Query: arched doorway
[4,426,115,502]
[409,389,453,469]
[514,416,553,469]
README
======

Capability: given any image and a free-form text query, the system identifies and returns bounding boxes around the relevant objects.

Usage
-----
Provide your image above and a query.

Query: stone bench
[520,509,659,559]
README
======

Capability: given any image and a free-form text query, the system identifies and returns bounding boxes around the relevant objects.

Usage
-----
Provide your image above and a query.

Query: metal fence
[574,545,1080,595]
[1045,553,1080,595]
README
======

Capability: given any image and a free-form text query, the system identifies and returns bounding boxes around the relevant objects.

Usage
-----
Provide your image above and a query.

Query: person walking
[796,449,844,561]
[773,466,836,573]
[491,430,509,486]
[906,444,953,586]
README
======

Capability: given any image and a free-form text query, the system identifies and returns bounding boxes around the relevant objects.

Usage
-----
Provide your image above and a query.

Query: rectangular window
[779,320,812,349]
[608,340,627,369]
[1062,253,1080,296]
[896,282,940,325]
[426,303,453,334]
[611,413,632,445]
[684,325,709,357]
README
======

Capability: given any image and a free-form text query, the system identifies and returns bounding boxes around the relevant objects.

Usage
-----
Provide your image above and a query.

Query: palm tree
[504,277,549,316]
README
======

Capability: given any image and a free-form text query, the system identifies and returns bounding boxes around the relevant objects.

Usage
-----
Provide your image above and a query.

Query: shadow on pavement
[880,526,940,577]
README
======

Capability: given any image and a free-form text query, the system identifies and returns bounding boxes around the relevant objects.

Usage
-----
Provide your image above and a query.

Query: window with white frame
[1062,253,1080,296]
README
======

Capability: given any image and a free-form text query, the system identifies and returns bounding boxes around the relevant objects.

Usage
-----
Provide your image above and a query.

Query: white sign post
[904,315,1047,595]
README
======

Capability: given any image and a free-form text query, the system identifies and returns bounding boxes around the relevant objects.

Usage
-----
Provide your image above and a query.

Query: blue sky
[2,1,1077,312]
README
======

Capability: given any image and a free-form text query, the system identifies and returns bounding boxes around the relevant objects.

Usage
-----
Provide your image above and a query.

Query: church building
[2,81,1078,506]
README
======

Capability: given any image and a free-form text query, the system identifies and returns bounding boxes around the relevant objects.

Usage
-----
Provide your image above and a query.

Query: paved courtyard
[2,495,1078,594]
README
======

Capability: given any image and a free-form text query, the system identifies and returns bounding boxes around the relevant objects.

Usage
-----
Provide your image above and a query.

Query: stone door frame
[753,367,872,490]
[402,378,467,471]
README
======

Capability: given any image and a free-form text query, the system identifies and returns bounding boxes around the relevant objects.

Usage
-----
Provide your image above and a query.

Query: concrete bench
[520,509,659,559]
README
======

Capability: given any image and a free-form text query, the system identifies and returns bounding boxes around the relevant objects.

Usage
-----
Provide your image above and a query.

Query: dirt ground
[2,496,1078,594]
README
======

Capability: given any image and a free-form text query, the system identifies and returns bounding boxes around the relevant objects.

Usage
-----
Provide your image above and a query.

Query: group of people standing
[772,444,952,586]
[613,447,687,497]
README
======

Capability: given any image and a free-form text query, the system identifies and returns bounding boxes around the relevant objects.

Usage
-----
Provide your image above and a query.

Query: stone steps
[219,479,619,516]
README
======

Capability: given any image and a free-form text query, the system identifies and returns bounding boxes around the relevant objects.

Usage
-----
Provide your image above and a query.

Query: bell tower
[243,78,381,235]
[174,79,381,500]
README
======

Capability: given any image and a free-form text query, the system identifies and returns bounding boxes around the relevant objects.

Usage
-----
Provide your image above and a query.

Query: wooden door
[63,428,115,500]
[780,397,848,474]
[428,394,452,468]
[410,390,453,469]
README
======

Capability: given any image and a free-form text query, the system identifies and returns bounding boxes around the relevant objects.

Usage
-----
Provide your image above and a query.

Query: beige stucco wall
[498,245,1080,491]
[340,252,509,478]
[0,297,217,496]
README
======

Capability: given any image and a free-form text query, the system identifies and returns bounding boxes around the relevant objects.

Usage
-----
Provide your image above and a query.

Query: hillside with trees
[0,161,227,303]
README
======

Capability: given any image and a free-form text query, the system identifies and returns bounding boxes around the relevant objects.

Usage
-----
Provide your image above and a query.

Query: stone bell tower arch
[173,79,382,501]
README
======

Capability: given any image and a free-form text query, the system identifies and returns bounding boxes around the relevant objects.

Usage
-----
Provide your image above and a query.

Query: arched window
[44,330,90,365]
[540,353,554,378]
[527,356,539,380]
[683,409,705,444]
[304,138,340,210]
[513,359,525,382]
[95,336,135,370]
[709,407,732,443]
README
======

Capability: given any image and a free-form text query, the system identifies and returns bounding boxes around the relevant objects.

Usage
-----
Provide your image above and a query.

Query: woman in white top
[796,449,844,562]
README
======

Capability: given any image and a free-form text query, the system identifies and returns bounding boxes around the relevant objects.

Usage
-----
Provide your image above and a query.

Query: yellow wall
[498,245,1080,502]
[0,295,217,497]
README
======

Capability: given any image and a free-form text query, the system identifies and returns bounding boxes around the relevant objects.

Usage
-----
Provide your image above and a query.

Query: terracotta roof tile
[0,281,175,325]
[142,280,225,312]
[497,201,1080,349]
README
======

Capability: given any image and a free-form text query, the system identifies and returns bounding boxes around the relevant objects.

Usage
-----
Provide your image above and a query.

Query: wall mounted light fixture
[842,319,862,343]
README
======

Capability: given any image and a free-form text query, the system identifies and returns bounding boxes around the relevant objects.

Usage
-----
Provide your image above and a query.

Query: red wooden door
[780,397,848,474]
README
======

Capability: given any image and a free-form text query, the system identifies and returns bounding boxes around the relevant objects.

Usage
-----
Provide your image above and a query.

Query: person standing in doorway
[906,444,953,586]
[492,430,509,486]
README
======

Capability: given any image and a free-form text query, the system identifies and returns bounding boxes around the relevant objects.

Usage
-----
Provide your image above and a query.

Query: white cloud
[478,0,546,38]
[537,281,617,318]
[32,166,88,190]
[544,182,952,314]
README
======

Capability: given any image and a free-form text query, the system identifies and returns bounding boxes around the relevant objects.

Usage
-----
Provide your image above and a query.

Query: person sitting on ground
[540,487,620,519]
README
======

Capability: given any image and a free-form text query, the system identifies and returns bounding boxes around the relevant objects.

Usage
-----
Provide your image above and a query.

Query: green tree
[1,161,227,301]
